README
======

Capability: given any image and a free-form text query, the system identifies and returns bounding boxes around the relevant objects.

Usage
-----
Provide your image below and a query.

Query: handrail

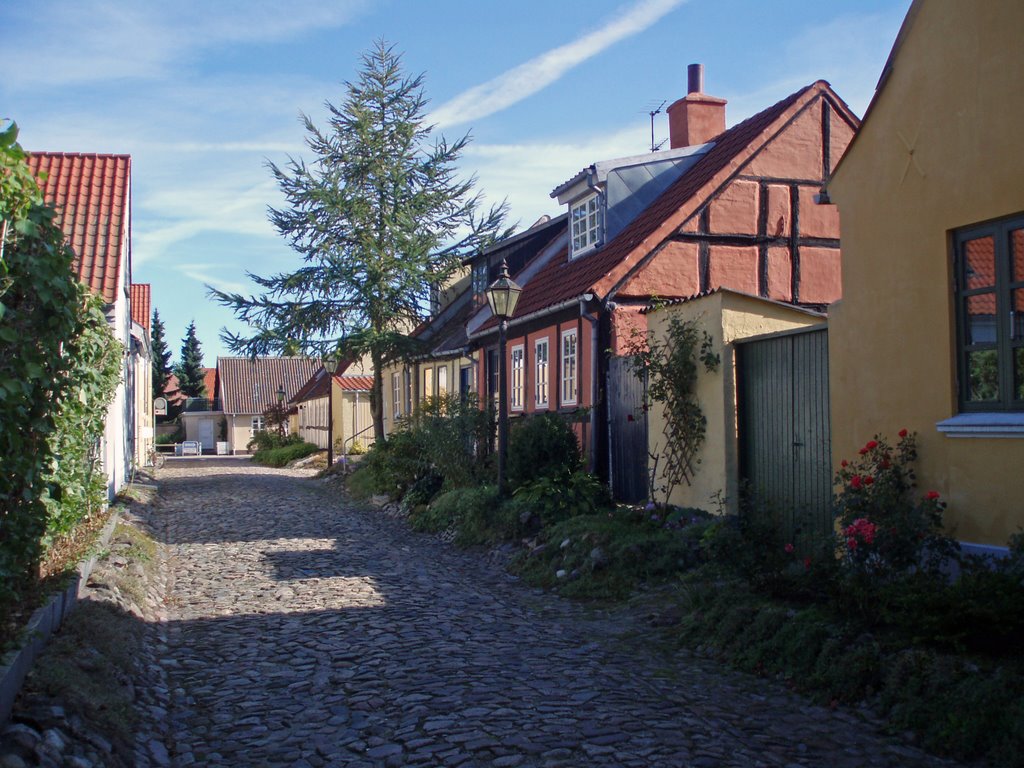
[343,423,375,454]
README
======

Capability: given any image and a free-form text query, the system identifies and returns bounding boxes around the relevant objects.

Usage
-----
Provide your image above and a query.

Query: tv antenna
[648,100,667,152]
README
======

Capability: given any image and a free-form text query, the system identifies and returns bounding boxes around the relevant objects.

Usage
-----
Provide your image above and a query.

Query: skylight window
[570,194,602,257]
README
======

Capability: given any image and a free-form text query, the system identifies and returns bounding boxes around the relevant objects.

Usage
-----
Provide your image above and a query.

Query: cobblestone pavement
[154,460,965,768]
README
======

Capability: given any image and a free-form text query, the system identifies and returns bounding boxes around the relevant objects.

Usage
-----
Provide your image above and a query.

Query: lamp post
[485,258,522,496]
[276,383,286,437]
[321,354,338,467]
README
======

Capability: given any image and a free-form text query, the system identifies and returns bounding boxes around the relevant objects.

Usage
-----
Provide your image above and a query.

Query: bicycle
[148,447,166,469]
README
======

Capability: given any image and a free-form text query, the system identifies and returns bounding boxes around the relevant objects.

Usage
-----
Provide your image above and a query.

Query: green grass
[512,510,709,600]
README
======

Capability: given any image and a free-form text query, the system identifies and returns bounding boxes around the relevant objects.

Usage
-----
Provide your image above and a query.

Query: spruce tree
[210,40,510,442]
[150,308,173,400]
[175,320,206,398]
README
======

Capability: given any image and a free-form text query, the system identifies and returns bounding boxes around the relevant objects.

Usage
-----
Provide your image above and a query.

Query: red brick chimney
[666,64,727,148]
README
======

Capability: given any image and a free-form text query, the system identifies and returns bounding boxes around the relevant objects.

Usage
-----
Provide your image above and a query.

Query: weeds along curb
[0,508,121,725]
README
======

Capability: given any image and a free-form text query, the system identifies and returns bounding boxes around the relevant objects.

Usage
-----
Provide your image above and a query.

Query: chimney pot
[687,63,703,94]
[666,64,727,149]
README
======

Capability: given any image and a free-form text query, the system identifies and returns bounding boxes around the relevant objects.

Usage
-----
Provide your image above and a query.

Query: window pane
[1013,228,1024,282]
[1014,290,1024,340]
[966,349,1000,402]
[1016,348,1024,401]
[964,235,996,291]
[965,293,997,344]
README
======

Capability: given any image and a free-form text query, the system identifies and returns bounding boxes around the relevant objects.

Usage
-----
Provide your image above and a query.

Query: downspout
[604,300,619,496]
[579,294,600,476]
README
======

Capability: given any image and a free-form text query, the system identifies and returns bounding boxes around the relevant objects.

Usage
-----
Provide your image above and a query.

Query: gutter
[467,297,582,342]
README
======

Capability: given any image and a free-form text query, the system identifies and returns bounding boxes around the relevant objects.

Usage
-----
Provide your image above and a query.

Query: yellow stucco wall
[647,292,824,513]
[380,356,474,436]
[828,0,1024,546]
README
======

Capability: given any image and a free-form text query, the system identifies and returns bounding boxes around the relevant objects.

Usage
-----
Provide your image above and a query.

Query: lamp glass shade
[276,384,286,402]
[485,261,522,320]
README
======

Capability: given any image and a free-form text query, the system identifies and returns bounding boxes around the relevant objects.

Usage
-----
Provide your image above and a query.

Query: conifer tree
[150,308,173,400]
[175,320,206,398]
[210,40,510,442]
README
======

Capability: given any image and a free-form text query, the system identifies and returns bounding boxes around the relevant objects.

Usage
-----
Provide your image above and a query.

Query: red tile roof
[203,367,218,400]
[218,357,320,415]
[478,82,840,334]
[130,283,151,330]
[335,375,373,391]
[25,152,131,305]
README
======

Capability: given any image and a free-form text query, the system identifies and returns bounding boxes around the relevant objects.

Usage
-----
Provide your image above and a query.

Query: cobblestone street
[153,460,963,768]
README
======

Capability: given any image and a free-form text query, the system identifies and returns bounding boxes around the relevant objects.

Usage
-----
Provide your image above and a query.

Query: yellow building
[645,290,824,513]
[827,0,1024,550]
[381,273,477,437]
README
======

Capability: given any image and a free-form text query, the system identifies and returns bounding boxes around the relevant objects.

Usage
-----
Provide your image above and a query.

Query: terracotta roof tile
[130,283,151,329]
[218,357,320,415]
[478,82,827,334]
[26,152,131,305]
[335,375,373,391]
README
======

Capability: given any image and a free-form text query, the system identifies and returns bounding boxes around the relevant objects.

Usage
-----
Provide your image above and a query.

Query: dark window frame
[954,212,1024,412]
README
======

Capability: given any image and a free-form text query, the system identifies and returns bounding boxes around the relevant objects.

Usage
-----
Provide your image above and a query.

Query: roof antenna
[649,100,667,152]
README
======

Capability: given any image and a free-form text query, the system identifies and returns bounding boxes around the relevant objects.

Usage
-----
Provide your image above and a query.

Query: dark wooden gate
[607,356,647,503]
[736,327,832,543]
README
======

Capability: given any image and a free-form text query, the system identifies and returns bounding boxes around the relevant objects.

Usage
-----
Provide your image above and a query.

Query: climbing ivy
[625,311,720,503]
[0,151,121,611]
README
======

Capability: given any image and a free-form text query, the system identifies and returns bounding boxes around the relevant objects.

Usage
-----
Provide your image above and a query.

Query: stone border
[0,510,120,725]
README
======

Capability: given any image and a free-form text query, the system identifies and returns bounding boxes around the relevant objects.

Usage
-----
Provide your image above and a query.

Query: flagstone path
[153,459,963,768]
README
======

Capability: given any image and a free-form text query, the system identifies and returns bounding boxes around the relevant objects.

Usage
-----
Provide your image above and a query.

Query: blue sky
[1,0,910,363]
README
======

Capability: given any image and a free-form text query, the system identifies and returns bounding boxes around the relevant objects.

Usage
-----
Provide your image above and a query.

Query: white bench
[176,440,202,456]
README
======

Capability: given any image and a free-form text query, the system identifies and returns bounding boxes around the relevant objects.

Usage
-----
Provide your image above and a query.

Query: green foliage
[513,507,710,600]
[512,471,611,528]
[209,40,511,443]
[409,485,499,537]
[42,292,122,546]
[624,312,719,502]
[347,439,366,455]
[251,440,319,467]
[174,320,206,397]
[354,394,492,501]
[150,308,173,401]
[247,430,302,453]
[0,183,120,613]
[506,411,580,490]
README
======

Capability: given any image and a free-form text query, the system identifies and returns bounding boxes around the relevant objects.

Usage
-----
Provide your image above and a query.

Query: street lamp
[485,258,522,496]
[321,353,338,467]
[276,383,286,437]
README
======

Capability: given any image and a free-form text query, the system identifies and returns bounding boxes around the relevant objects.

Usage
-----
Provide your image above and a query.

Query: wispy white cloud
[430,0,688,128]
[174,263,253,297]
[2,0,371,89]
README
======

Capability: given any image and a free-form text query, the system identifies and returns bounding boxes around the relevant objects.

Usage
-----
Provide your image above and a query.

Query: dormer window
[570,193,603,258]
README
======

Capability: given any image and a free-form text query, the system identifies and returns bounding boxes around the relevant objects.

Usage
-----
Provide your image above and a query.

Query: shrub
[409,486,499,540]
[506,412,580,490]
[512,470,611,528]
[251,441,318,467]
[247,431,302,453]
[347,439,367,455]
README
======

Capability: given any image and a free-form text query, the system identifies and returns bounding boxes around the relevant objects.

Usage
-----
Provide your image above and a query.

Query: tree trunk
[371,346,386,444]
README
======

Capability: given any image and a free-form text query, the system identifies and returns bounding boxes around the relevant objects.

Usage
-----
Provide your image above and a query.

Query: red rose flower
[865,440,878,451]
[840,459,848,468]
[850,475,863,490]
[784,543,795,553]
[899,429,908,438]
[864,476,874,486]
[926,490,941,501]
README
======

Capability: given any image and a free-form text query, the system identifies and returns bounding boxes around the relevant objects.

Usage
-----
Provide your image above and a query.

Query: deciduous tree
[210,40,510,442]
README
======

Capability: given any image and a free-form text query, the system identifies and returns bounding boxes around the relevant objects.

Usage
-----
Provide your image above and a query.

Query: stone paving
[154,459,966,768]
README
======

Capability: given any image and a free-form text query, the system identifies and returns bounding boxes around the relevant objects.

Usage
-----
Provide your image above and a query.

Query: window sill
[936,412,1024,438]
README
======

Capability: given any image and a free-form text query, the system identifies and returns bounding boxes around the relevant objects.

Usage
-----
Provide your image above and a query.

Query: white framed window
[251,415,265,434]
[510,345,525,411]
[561,329,578,405]
[535,338,549,408]
[437,365,448,395]
[570,193,602,257]
[392,371,402,418]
